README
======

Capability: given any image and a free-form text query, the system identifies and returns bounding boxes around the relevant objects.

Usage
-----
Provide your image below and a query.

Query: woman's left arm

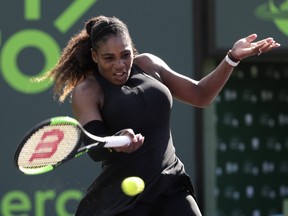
[141,34,280,108]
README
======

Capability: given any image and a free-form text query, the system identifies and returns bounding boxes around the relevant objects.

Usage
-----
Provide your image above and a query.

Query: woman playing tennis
[45,15,280,216]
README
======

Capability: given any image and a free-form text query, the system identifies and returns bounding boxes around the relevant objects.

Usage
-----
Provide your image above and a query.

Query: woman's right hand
[113,129,145,153]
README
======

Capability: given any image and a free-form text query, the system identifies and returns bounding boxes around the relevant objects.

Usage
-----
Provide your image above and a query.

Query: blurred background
[0,0,287,215]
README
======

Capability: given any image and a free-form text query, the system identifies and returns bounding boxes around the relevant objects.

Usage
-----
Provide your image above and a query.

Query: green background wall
[1,0,288,215]
[0,0,195,215]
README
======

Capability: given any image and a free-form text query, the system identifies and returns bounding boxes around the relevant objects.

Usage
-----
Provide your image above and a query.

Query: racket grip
[104,135,131,147]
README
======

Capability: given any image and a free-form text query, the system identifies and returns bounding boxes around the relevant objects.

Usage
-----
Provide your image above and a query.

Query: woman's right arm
[72,76,112,161]
[72,75,104,125]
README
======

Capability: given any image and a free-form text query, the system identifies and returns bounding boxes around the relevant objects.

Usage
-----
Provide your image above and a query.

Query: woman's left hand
[230,34,281,60]
[113,129,145,153]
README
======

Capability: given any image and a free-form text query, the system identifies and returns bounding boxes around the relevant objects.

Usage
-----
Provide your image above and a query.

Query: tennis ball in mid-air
[121,176,145,196]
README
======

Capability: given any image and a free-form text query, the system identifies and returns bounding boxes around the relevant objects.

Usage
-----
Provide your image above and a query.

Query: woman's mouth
[113,72,127,83]
[114,72,125,77]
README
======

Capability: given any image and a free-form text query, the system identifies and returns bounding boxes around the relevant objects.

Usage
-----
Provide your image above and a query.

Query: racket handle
[104,135,131,147]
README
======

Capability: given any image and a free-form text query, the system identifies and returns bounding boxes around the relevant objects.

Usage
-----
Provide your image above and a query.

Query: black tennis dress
[75,65,195,216]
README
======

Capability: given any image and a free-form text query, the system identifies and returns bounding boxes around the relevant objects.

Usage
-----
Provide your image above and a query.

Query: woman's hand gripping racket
[14,116,131,175]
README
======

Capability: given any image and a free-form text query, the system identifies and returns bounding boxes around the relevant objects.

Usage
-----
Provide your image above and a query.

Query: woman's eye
[123,53,131,59]
[104,57,113,61]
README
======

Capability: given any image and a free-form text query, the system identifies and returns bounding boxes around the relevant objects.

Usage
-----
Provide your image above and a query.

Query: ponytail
[43,15,137,102]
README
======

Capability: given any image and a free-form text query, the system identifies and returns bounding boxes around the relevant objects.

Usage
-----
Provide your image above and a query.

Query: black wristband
[228,50,240,62]
[83,120,114,161]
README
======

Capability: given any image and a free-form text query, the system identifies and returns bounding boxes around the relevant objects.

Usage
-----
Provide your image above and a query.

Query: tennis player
[44,16,280,216]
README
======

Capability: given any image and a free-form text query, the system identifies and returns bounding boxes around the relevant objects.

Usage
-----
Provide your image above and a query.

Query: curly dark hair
[43,15,137,102]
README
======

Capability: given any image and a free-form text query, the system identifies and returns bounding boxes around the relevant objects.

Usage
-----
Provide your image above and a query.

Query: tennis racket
[14,116,131,175]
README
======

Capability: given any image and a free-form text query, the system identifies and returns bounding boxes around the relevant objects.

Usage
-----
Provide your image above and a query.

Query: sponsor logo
[0,0,97,94]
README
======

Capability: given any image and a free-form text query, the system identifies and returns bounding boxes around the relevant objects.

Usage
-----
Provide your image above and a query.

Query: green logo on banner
[1,189,83,216]
[1,30,59,93]
[255,0,288,36]
[0,0,97,94]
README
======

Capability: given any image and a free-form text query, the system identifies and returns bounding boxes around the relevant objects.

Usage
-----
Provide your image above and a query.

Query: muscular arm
[72,75,104,125]
[134,53,233,108]
[134,34,280,108]
[161,58,234,107]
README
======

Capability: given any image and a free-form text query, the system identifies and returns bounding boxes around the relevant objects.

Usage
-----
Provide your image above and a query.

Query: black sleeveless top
[79,65,194,215]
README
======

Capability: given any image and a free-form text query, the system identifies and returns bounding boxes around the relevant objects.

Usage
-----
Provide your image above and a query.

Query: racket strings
[18,125,81,169]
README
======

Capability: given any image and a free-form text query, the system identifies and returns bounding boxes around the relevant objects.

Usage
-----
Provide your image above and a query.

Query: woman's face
[91,34,134,85]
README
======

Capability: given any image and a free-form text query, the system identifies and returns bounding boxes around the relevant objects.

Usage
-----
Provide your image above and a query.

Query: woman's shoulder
[72,73,104,109]
[133,53,159,74]
[134,53,168,69]
[133,53,167,80]
[134,53,157,64]
[73,74,101,96]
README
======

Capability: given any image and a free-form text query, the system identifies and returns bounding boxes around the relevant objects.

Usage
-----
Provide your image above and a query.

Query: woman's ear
[91,48,98,63]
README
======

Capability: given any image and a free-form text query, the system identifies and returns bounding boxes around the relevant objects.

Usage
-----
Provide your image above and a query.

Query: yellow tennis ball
[121,176,145,196]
